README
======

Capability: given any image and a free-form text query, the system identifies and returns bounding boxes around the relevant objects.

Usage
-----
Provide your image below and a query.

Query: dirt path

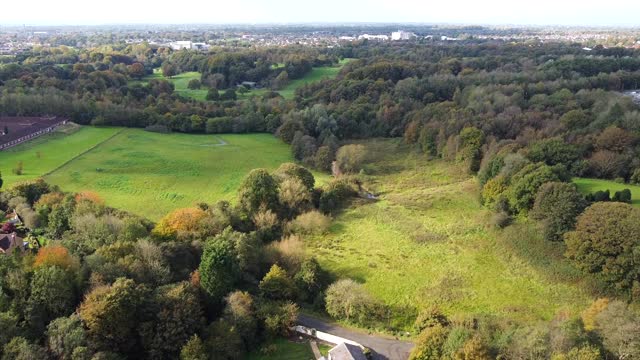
[297,314,414,360]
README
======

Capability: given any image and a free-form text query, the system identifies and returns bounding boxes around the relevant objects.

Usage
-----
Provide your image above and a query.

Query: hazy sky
[1,0,639,26]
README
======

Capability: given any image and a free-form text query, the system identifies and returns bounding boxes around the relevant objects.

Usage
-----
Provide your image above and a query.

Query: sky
[1,0,639,27]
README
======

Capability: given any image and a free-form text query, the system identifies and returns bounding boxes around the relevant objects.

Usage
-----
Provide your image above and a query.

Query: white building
[357,34,389,41]
[391,30,416,41]
[169,41,193,50]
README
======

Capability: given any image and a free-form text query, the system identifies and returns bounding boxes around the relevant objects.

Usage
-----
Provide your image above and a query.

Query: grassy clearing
[245,338,315,360]
[308,140,594,331]
[573,177,640,206]
[44,129,295,220]
[0,126,121,187]
[279,59,352,99]
[134,69,208,101]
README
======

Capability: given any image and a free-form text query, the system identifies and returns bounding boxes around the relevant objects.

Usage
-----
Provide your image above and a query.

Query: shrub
[491,212,512,229]
[630,168,640,185]
[187,79,201,90]
[612,189,632,203]
[325,279,382,325]
[319,179,358,213]
[286,211,331,235]
[409,325,449,360]
[414,306,449,333]
[336,144,367,174]
[266,235,306,273]
[594,300,640,359]
[481,175,508,207]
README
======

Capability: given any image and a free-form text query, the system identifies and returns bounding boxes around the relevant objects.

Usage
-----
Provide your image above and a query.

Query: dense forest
[3,34,640,359]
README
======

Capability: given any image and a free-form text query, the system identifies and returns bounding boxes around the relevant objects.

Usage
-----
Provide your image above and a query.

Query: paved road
[297,314,414,360]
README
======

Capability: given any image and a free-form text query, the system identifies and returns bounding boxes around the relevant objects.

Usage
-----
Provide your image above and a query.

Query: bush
[325,279,382,325]
[410,325,449,360]
[630,168,640,185]
[414,306,449,333]
[187,79,201,90]
[266,235,306,273]
[491,212,512,229]
[612,189,632,203]
[507,163,560,214]
[319,179,358,213]
[336,144,367,174]
[286,211,331,235]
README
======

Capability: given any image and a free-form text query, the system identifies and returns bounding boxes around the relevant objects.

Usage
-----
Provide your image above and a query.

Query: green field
[245,338,315,360]
[308,140,594,330]
[574,177,640,206]
[40,129,294,220]
[136,59,352,101]
[278,59,351,99]
[134,69,208,101]
[0,126,121,186]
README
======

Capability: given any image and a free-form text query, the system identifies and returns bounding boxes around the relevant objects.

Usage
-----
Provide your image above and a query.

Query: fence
[0,120,66,150]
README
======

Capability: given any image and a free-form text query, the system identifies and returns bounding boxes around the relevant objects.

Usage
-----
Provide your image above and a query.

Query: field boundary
[42,128,126,177]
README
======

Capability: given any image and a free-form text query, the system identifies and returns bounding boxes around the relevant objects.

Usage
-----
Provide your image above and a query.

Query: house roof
[0,233,24,255]
[328,343,367,360]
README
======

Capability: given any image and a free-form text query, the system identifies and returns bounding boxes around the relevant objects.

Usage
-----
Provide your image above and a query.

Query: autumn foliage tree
[33,245,78,272]
[153,207,207,239]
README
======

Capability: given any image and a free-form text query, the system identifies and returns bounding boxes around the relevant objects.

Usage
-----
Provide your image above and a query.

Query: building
[0,233,25,255]
[327,343,367,360]
[392,30,416,41]
[357,34,389,41]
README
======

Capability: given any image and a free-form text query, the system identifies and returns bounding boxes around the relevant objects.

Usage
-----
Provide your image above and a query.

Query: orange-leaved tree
[152,207,207,239]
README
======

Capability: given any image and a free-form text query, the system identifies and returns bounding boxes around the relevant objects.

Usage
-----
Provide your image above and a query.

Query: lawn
[245,338,315,360]
[307,140,594,331]
[0,125,121,186]
[573,177,640,206]
[134,69,208,101]
[43,129,295,220]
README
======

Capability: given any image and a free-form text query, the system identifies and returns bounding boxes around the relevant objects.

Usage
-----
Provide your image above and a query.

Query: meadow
[574,177,640,206]
[0,125,121,186]
[43,129,295,220]
[307,140,595,331]
[135,59,352,101]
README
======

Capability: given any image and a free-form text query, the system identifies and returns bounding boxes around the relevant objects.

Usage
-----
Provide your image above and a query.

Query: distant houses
[391,30,416,41]
[169,41,210,51]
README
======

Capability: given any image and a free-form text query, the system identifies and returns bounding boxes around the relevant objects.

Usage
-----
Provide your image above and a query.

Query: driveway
[297,314,414,360]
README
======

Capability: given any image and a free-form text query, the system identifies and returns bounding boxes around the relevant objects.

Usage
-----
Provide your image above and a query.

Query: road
[297,314,414,360]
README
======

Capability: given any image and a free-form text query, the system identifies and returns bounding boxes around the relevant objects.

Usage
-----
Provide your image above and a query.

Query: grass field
[245,338,315,360]
[41,129,295,220]
[136,59,352,101]
[308,140,594,331]
[0,126,121,186]
[278,59,352,99]
[574,177,640,206]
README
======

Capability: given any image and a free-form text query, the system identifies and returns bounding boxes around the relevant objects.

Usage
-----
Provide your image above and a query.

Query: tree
[0,171,3,189]
[271,71,289,90]
[27,265,76,330]
[161,62,177,78]
[223,291,257,348]
[565,202,640,298]
[140,283,204,360]
[274,163,315,191]
[221,89,237,101]
[198,233,239,303]
[259,264,295,300]
[410,325,449,360]
[531,182,586,241]
[325,279,380,324]
[457,127,485,173]
[527,139,581,169]
[206,88,220,101]
[152,207,207,239]
[78,278,148,355]
[34,245,78,271]
[180,335,207,360]
[127,63,145,79]
[46,314,87,360]
[2,337,47,360]
[238,169,280,215]
[594,301,640,359]
[336,144,367,174]
[187,79,201,90]
[507,163,560,214]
